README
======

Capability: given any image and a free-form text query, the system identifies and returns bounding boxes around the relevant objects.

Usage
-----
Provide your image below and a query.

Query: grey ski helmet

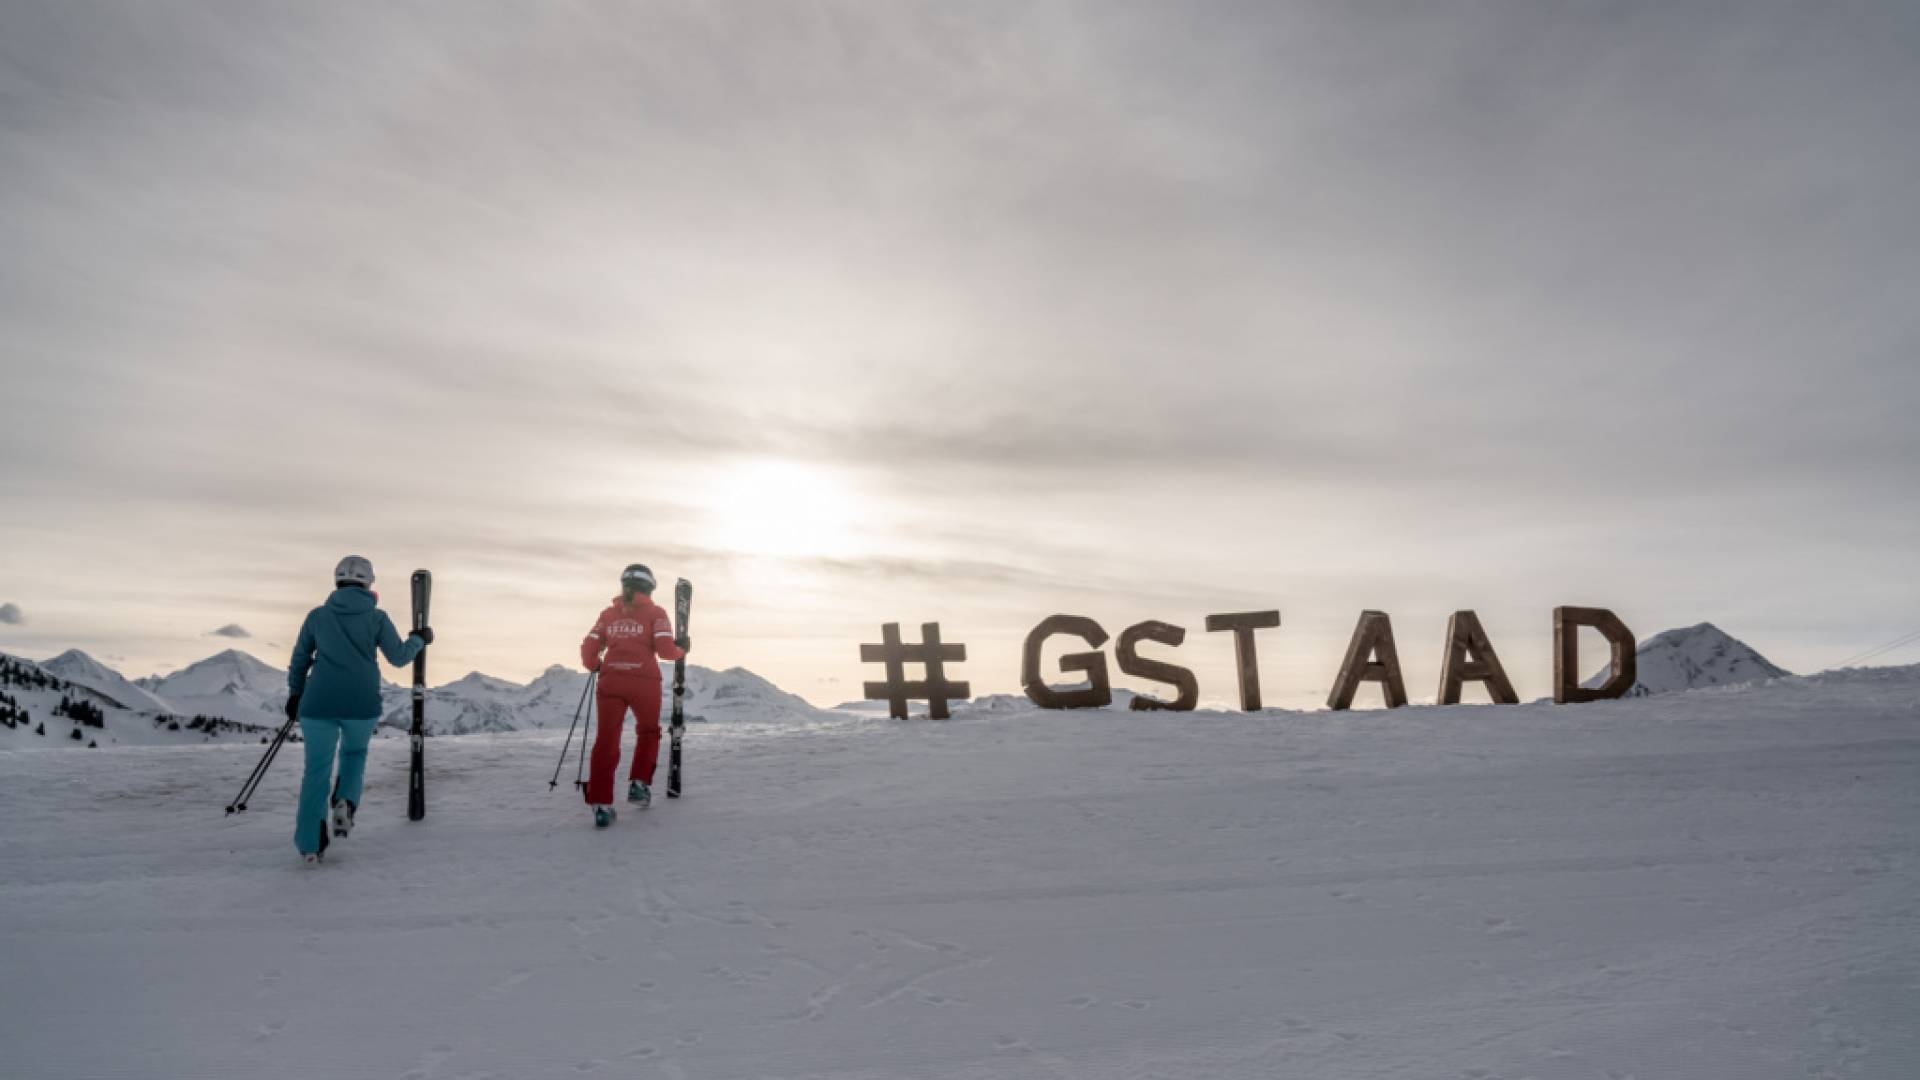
[620,563,656,596]
[334,555,376,588]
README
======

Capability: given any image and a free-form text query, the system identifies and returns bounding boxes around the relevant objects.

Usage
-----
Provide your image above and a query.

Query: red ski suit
[579,594,685,806]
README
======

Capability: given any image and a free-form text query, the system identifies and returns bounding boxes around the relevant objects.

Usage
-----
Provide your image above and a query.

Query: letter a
[1327,610,1408,710]
[1437,610,1518,705]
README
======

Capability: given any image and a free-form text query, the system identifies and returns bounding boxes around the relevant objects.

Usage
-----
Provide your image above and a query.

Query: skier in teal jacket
[286,556,432,863]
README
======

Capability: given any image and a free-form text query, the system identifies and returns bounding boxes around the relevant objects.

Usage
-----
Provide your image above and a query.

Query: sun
[707,459,861,559]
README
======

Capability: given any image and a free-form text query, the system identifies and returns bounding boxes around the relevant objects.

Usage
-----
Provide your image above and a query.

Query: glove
[677,636,691,653]
[285,694,300,723]
[415,626,435,645]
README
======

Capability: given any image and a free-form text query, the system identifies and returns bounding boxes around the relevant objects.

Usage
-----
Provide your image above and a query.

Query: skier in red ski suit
[579,564,685,823]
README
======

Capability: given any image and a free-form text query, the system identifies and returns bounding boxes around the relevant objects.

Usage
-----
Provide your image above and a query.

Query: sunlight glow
[707,459,861,559]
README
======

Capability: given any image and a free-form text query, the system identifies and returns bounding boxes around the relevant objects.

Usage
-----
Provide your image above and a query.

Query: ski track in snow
[2,674,1917,1079]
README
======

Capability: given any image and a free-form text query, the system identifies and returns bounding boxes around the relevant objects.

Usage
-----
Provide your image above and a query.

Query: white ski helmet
[334,555,376,588]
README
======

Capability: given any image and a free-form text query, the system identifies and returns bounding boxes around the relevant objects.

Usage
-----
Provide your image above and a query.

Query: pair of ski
[552,578,694,801]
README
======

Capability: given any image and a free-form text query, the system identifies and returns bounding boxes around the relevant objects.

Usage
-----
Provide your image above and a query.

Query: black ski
[666,578,692,798]
[409,569,431,821]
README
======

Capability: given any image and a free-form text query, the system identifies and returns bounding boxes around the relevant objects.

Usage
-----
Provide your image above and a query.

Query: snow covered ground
[1,669,1916,1079]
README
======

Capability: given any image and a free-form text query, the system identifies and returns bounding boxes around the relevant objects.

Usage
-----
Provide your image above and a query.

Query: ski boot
[331,798,357,839]
[302,851,325,866]
[593,804,617,829]
[628,780,651,809]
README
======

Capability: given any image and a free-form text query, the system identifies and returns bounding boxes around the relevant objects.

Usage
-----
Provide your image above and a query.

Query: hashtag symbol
[861,622,971,720]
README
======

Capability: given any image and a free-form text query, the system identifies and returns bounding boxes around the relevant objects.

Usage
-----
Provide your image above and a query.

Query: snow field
[1,670,1916,1079]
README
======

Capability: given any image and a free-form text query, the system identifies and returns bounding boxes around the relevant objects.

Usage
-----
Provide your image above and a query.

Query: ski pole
[226,716,292,813]
[550,670,595,790]
[226,714,297,814]
[574,677,593,791]
[239,719,295,810]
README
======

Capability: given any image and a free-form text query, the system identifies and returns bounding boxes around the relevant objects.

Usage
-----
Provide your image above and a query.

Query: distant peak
[44,649,103,671]
[439,670,527,695]
[168,648,280,681]
[1586,622,1789,695]
[213,648,273,667]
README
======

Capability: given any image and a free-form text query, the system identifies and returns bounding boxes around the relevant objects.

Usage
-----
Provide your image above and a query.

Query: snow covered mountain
[139,649,290,727]
[41,649,176,714]
[439,671,525,704]
[1584,622,1790,697]
[379,683,520,737]
[371,670,530,737]
[684,665,821,723]
[381,663,826,736]
[1,652,275,749]
[518,665,596,728]
[11,648,826,742]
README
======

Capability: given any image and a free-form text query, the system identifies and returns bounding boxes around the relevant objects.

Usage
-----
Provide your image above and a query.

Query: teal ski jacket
[288,586,424,719]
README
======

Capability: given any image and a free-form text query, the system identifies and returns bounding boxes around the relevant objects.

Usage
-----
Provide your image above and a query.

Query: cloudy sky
[1,2,1915,706]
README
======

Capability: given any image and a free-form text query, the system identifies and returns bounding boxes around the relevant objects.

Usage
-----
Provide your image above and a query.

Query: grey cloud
[0,603,22,625]
[0,2,1914,688]
[7,2,1915,505]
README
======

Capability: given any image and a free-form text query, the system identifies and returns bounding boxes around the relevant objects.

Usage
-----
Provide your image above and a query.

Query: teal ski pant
[295,715,378,854]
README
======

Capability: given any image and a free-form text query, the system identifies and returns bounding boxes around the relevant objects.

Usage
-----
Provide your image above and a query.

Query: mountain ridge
[42,649,177,714]
[1584,622,1790,697]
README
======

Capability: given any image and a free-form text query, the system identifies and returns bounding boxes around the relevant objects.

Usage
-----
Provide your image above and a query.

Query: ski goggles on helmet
[621,564,657,593]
